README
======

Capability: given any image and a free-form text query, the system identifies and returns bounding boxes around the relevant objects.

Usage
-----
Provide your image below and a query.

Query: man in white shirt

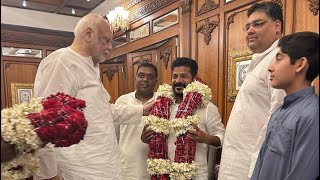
[142,57,225,180]
[218,2,286,180]
[33,13,152,180]
[116,62,158,180]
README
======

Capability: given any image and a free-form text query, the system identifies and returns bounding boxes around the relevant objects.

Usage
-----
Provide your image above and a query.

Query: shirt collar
[282,86,315,108]
[133,90,156,103]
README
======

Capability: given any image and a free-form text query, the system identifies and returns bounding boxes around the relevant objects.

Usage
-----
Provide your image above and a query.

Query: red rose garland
[145,84,174,180]
[1,92,88,179]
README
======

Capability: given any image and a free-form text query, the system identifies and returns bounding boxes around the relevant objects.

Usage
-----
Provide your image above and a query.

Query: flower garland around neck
[145,78,212,180]
[1,93,88,180]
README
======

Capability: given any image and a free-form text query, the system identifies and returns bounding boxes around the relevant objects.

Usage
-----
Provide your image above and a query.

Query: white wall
[1,6,80,32]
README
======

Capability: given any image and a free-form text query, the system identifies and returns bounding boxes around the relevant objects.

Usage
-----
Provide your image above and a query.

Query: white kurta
[168,102,225,180]
[33,47,143,180]
[218,40,286,180]
[115,91,156,180]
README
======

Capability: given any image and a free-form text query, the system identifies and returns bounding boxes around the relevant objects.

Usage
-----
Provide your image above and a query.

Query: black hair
[247,1,284,33]
[171,57,198,78]
[136,62,158,78]
[278,31,319,82]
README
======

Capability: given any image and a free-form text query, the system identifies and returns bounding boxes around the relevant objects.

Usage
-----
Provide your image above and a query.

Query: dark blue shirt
[251,86,319,180]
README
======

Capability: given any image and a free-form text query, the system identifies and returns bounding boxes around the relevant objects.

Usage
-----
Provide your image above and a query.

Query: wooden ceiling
[1,0,105,17]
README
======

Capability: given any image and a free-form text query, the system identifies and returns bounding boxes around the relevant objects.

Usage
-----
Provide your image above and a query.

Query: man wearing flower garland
[32,13,153,180]
[115,62,158,180]
[218,2,286,180]
[141,57,225,179]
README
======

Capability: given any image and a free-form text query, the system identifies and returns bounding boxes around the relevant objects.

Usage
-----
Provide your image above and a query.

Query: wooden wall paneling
[100,63,124,104]
[196,15,220,111]
[2,60,40,108]
[156,37,178,85]
[108,24,179,60]
[292,0,319,94]
[128,0,179,24]
[179,0,192,57]
[196,0,219,16]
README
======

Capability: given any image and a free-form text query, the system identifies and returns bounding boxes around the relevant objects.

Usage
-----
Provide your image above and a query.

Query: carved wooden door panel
[290,0,319,94]
[100,63,125,103]
[2,60,39,108]
[125,51,157,93]
[156,37,177,86]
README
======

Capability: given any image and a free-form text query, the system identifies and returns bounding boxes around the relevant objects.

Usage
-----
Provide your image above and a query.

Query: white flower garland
[170,115,201,137]
[144,115,171,135]
[1,153,40,180]
[183,80,212,107]
[146,80,212,179]
[1,98,44,152]
[156,83,175,101]
[1,98,43,179]
[170,161,197,180]
[146,158,172,175]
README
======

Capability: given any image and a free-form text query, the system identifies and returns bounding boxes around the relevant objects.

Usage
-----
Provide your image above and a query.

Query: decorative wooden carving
[5,63,11,69]
[271,0,283,9]
[129,0,177,22]
[133,55,152,66]
[125,0,144,9]
[196,18,219,45]
[197,0,219,16]
[308,0,319,16]
[103,67,118,82]
[160,47,172,69]
[180,0,192,14]
[226,12,238,30]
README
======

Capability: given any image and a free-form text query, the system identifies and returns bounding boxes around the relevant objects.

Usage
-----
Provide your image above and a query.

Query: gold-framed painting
[227,49,253,101]
[11,83,34,105]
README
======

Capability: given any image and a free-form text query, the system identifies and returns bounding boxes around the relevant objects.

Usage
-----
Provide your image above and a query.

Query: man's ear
[84,28,94,41]
[295,57,309,73]
[275,20,282,35]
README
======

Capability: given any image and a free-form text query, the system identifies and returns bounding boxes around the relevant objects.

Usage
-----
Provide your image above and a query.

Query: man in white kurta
[33,14,147,180]
[116,63,158,180]
[142,57,225,179]
[218,2,286,180]
[168,102,225,180]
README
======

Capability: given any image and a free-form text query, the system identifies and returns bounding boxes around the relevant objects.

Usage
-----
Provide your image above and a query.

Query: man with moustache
[115,62,158,180]
[218,2,286,180]
[33,13,152,180]
[141,57,225,180]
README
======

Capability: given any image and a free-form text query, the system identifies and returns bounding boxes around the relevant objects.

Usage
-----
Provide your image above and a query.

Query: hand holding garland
[187,123,221,147]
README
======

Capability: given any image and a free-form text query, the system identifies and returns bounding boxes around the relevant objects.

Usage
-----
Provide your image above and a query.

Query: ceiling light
[71,8,75,14]
[106,6,130,32]
[86,0,90,1]
[22,0,27,7]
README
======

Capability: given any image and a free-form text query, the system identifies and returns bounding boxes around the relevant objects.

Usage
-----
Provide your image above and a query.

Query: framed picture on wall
[11,83,34,105]
[227,49,252,101]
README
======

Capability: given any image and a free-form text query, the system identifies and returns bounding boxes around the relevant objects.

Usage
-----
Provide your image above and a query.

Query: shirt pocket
[269,124,293,157]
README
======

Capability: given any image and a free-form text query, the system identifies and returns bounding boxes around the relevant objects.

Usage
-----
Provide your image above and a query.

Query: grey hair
[73,14,105,36]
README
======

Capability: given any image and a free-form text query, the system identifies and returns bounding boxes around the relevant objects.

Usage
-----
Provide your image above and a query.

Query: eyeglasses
[243,19,273,31]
